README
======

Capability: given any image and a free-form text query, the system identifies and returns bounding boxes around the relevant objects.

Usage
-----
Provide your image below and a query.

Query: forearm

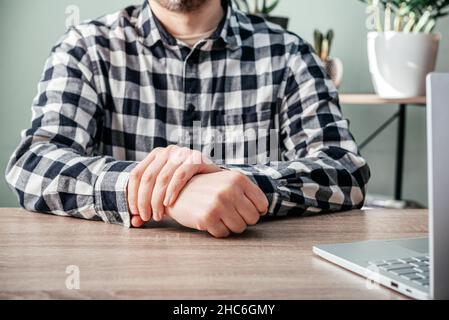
[3,26,142,226]
[5,137,137,226]
[222,148,370,216]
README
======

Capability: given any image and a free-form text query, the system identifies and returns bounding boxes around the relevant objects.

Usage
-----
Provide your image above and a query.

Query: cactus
[313,30,323,59]
[358,0,449,33]
[314,29,335,61]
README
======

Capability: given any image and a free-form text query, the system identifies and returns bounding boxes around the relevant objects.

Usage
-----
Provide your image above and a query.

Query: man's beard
[153,0,210,12]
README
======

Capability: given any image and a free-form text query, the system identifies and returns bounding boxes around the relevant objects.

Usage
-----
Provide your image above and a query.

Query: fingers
[127,151,158,217]
[151,157,184,222]
[163,162,197,207]
[137,150,169,222]
[130,145,220,226]
[221,207,248,234]
[207,220,231,238]
[242,178,269,214]
[233,195,261,226]
[131,215,145,228]
[164,155,220,207]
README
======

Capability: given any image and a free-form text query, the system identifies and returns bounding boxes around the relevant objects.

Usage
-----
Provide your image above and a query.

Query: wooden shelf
[340,93,426,106]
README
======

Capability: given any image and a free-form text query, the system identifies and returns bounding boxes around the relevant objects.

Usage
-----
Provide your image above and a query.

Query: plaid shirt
[5,0,370,227]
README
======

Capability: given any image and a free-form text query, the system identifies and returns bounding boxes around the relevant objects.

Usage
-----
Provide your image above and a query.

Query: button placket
[182,49,201,149]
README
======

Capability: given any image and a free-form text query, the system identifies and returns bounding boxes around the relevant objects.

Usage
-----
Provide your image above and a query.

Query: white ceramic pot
[367,32,440,98]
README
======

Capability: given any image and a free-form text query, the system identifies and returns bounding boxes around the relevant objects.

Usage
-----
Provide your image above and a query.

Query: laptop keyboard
[368,256,430,287]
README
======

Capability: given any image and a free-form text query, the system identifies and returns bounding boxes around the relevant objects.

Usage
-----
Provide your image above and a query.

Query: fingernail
[153,212,159,221]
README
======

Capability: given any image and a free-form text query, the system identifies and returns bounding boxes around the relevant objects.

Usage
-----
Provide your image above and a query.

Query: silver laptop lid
[426,73,449,300]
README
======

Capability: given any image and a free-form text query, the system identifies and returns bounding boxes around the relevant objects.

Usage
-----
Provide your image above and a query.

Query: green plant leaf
[357,0,449,32]
[314,29,323,57]
[262,0,280,14]
[326,30,334,57]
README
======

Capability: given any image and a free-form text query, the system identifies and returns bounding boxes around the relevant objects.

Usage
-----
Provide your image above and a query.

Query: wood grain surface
[0,208,428,300]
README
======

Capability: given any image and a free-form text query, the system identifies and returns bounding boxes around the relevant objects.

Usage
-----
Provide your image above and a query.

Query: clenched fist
[165,170,269,238]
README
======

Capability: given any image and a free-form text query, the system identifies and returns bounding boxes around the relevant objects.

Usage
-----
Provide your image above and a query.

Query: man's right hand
[127,146,221,227]
[165,170,269,238]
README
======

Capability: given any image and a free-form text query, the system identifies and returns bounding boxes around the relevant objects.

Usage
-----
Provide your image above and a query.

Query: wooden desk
[0,208,427,300]
[340,94,426,201]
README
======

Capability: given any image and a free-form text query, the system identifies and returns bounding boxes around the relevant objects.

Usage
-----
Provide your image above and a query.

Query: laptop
[313,73,449,300]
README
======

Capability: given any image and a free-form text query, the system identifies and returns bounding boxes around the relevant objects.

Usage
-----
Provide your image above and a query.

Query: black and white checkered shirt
[5,0,370,227]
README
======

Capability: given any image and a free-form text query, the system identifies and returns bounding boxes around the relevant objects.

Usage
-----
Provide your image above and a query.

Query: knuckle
[152,147,164,154]
[192,150,202,157]
[168,155,181,165]
[167,145,178,152]
[157,172,171,184]
[129,170,141,180]
[172,148,189,164]
[183,163,199,172]
[184,154,196,166]
[189,151,203,164]
[203,208,220,225]
[141,171,153,183]
[229,171,245,184]
[174,169,187,181]
[155,149,168,159]
[179,147,191,157]
[216,189,231,202]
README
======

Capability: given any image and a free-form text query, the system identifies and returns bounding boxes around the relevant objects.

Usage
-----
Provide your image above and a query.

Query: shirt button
[187,104,196,112]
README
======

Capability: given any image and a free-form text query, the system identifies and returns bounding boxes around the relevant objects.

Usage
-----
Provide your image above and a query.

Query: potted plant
[313,29,344,88]
[359,0,448,98]
[233,0,289,29]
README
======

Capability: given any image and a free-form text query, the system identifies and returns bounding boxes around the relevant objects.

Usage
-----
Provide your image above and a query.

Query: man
[5,0,370,238]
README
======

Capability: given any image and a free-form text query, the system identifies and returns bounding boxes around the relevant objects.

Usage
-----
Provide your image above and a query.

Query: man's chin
[153,0,209,13]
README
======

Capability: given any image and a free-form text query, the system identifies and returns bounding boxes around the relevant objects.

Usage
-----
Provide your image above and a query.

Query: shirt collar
[137,0,242,50]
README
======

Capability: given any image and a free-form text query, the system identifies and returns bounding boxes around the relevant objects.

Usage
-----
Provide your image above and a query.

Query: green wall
[1,0,448,206]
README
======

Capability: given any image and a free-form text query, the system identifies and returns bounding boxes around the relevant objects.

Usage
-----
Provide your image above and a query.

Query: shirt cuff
[94,161,138,228]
